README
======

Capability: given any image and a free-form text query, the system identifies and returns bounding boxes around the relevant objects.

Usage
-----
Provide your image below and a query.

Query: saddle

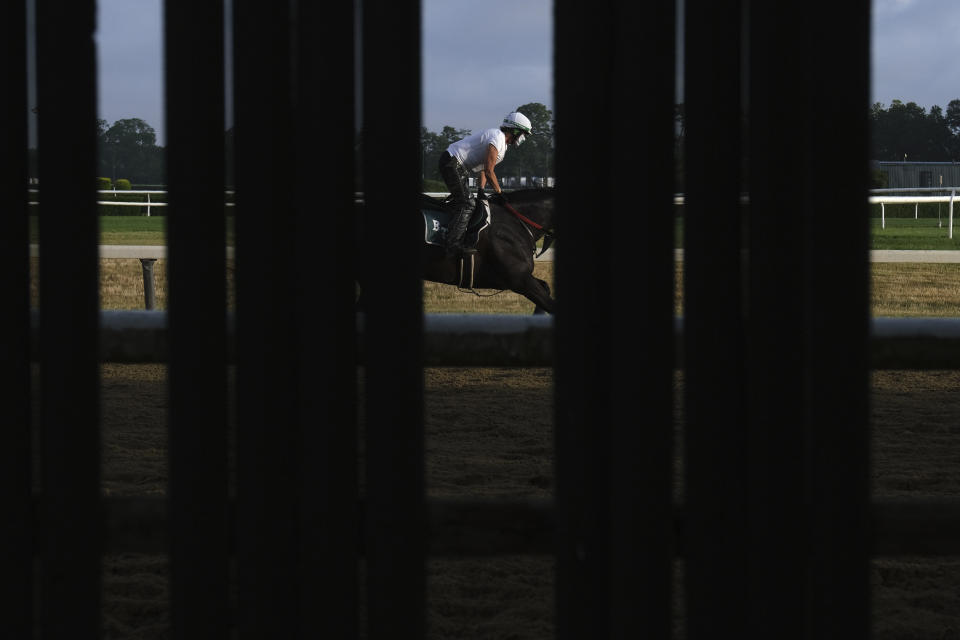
[420,193,491,251]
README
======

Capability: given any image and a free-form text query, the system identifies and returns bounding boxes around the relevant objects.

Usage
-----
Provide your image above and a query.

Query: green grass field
[24,213,960,251]
[675,216,960,250]
[870,218,960,250]
[29,216,237,246]
[100,216,168,245]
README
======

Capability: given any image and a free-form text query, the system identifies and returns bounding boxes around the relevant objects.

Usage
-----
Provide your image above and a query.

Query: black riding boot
[438,151,475,255]
[446,207,474,255]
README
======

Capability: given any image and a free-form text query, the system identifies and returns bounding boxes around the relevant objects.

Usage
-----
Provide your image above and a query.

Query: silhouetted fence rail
[6,0,936,637]
[23,312,960,370]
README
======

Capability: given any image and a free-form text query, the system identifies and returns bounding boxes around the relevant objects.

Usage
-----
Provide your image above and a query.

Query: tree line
[670,99,960,192]
[25,117,166,186]
[670,99,960,163]
[38,98,958,191]
[870,99,960,161]
[83,102,558,190]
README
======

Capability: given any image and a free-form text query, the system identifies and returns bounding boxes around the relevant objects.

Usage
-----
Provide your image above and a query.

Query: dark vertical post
[294,1,359,637]
[552,1,611,627]
[165,1,229,636]
[745,2,807,635]
[803,4,871,637]
[0,1,33,636]
[35,0,101,636]
[361,0,425,637]
[554,1,676,638]
[140,258,157,309]
[683,0,747,636]
[233,0,300,636]
[604,5,677,636]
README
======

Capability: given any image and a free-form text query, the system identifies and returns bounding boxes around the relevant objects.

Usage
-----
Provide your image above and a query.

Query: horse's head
[496,188,556,255]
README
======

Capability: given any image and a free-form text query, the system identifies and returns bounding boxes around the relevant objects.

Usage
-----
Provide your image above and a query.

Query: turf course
[100,216,168,245]
[870,218,960,250]
[30,217,235,246]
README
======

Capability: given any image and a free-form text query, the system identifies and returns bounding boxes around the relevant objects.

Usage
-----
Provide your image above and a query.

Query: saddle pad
[422,201,491,248]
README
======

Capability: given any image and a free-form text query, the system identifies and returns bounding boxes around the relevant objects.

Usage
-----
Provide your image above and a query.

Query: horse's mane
[503,187,555,204]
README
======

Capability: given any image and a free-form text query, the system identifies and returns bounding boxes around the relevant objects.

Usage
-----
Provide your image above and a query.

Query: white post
[915,202,918,219]
[146,192,151,217]
[951,190,955,240]
[940,175,944,227]
[881,202,885,229]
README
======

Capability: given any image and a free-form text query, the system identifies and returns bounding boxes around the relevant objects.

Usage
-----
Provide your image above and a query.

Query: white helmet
[501,111,532,145]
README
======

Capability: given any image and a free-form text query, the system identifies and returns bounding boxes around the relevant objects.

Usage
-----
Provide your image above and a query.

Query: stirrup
[457,252,477,289]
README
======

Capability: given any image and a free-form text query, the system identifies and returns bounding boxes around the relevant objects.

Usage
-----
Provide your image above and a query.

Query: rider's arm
[481,143,502,193]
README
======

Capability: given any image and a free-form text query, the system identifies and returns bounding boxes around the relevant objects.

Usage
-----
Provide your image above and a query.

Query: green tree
[946,100,960,158]
[924,105,954,160]
[421,125,471,183]
[97,118,109,145]
[946,99,960,135]
[870,100,959,161]
[99,118,165,184]
[421,126,442,182]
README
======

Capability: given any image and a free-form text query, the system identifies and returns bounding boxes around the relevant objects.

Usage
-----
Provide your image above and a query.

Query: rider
[437,111,532,254]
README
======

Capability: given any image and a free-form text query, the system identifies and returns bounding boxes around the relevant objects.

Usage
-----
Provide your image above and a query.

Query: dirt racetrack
[92,363,960,639]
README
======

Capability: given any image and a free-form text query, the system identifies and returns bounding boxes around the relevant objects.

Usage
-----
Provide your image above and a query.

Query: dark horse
[426,188,556,314]
[357,188,556,314]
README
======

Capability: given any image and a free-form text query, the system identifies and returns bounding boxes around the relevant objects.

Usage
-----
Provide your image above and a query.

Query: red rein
[502,201,544,230]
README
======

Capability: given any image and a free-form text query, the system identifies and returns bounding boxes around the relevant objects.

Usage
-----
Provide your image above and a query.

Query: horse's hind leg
[532,278,554,314]
[513,274,554,315]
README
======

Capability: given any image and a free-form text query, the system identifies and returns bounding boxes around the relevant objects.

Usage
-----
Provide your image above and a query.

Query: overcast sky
[871,0,960,112]
[90,0,960,146]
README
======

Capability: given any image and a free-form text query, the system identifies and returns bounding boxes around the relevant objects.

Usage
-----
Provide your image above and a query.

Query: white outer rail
[28,189,236,216]
[669,189,960,239]
[27,188,960,234]
[35,246,960,264]
[871,191,956,236]
[97,190,166,216]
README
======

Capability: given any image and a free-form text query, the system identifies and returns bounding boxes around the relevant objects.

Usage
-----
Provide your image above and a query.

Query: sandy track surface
[94,365,960,638]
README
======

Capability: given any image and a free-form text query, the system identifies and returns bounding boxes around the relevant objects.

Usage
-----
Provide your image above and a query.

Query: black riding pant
[438,151,472,213]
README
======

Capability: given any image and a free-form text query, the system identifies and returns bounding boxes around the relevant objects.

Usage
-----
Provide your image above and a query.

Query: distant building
[874,161,960,189]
